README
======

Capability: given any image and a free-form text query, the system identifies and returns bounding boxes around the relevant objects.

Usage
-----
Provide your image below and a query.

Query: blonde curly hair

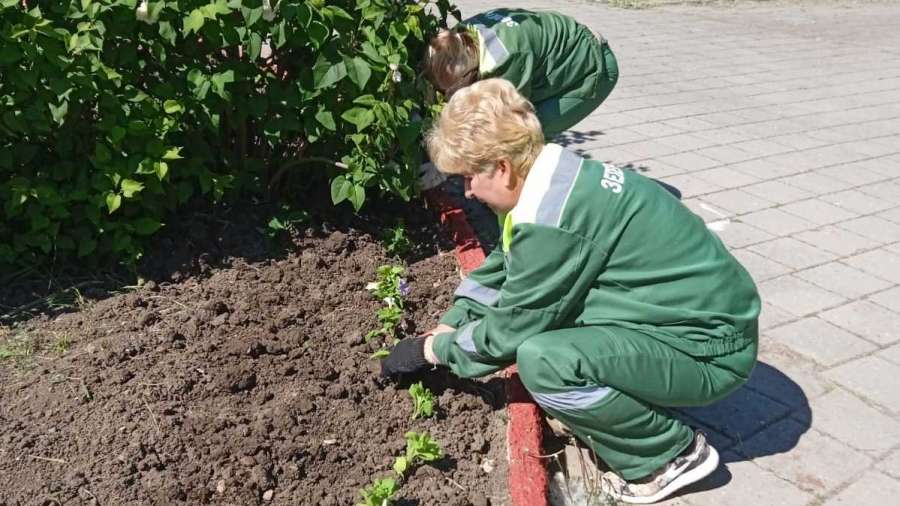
[426,78,544,178]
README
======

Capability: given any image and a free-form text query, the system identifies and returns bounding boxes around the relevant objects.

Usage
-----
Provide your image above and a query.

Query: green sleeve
[433,224,609,378]
[486,52,534,99]
[439,245,507,328]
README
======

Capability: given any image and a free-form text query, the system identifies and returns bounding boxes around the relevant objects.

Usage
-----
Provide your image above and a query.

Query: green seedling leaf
[381,221,411,256]
[392,455,409,476]
[371,348,390,359]
[404,431,442,463]
[391,432,443,478]
[408,382,434,419]
[357,477,399,506]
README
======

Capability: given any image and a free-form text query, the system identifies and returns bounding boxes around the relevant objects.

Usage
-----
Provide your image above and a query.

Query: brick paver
[451,0,900,503]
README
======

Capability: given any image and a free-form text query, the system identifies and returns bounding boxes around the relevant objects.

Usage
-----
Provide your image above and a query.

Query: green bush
[0,0,456,268]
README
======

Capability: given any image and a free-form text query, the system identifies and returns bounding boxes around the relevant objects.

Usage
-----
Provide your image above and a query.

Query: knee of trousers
[515,337,555,393]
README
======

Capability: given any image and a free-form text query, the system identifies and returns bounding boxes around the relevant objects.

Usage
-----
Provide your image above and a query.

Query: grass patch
[0,331,36,367]
[53,333,72,355]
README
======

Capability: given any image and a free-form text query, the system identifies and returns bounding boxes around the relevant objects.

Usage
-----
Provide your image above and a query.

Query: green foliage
[408,381,434,419]
[53,333,71,355]
[381,220,411,256]
[1,0,458,268]
[264,203,309,239]
[370,347,390,359]
[365,264,408,341]
[367,304,403,341]
[366,265,406,304]
[0,331,34,367]
[357,476,399,506]
[392,431,442,477]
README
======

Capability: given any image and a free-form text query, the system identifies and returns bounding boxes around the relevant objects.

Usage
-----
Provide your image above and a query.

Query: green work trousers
[516,325,757,480]
[535,41,619,139]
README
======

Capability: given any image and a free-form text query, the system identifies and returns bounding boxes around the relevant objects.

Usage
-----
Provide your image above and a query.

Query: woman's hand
[421,324,455,365]
[421,323,455,337]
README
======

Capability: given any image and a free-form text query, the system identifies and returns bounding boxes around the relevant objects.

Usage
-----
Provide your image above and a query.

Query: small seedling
[381,220,412,256]
[366,304,403,341]
[365,265,409,341]
[53,334,71,355]
[392,431,443,477]
[366,265,408,306]
[370,348,390,360]
[357,476,399,506]
[263,204,309,240]
[408,382,435,419]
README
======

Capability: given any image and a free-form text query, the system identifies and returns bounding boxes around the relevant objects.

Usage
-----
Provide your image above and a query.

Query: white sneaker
[606,431,719,504]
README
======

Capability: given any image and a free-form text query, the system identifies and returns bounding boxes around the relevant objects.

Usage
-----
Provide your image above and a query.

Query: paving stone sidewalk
[450,0,900,503]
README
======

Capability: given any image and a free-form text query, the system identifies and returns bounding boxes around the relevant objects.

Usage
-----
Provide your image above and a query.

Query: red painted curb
[424,189,548,506]
[423,189,486,275]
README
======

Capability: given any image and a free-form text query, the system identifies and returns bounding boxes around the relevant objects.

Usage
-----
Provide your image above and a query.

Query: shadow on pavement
[674,361,811,497]
[554,129,607,148]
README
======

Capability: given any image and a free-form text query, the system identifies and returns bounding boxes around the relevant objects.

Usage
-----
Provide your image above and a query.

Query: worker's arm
[432,224,609,378]
[439,243,508,329]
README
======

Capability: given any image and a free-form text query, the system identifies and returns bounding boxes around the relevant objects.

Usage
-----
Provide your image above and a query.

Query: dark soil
[0,204,508,505]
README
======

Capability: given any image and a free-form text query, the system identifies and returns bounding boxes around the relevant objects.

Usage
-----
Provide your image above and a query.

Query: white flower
[383,296,396,307]
[136,0,150,22]
[365,281,378,291]
[392,71,402,83]
[263,0,277,21]
[389,64,402,82]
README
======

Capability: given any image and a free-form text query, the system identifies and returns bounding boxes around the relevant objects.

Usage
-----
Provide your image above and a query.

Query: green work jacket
[434,144,761,378]
[463,8,604,103]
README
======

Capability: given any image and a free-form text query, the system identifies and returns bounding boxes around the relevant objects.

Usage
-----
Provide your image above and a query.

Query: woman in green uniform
[423,8,618,139]
[382,79,760,504]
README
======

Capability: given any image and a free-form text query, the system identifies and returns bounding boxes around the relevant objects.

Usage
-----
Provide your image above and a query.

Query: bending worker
[423,7,618,139]
[382,79,760,504]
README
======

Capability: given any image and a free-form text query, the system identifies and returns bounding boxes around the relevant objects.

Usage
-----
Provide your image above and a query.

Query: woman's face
[463,160,521,214]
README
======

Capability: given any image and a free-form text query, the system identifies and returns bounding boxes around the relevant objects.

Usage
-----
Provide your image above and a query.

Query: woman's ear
[496,159,518,188]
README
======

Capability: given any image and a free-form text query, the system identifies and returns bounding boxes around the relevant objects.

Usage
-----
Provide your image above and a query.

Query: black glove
[380,337,430,377]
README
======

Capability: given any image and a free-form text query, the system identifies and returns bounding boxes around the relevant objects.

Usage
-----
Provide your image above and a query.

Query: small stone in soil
[263,489,274,501]
[229,371,257,392]
[344,333,364,346]
[297,399,315,414]
[469,495,490,506]
[325,384,346,399]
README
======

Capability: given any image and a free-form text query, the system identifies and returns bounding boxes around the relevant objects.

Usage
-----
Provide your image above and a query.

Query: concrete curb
[424,189,548,506]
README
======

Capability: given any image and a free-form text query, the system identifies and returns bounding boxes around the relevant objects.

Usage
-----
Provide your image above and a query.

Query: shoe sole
[618,444,720,505]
